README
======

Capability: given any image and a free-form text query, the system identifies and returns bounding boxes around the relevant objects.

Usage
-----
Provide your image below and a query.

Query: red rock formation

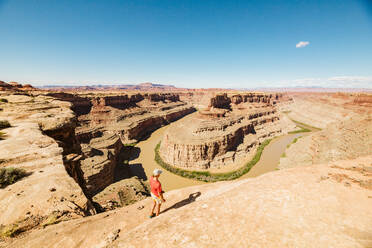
[209,93,231,109]
[159,92,292,169]
[48,91,195,197]
[160,109,281,169]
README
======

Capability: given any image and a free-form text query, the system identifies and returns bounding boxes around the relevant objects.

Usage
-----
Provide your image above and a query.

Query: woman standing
[149,169,166,218]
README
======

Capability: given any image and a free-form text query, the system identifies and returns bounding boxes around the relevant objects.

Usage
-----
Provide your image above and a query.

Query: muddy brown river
[129,115,316,191]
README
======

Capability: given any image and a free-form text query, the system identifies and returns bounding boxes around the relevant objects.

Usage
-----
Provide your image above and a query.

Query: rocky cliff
[279,116,372,169]
[160,93,294,169]
[5,155,372,248]
[0,91,195,235]
[49,92,195,197]
[0,94,96,232]
[282,92,372,129]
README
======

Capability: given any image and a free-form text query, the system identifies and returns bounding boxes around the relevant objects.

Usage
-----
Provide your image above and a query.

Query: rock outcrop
[160,93,294,169]
[0,90,195,235]
[0,94,95,231]
[0,81,36,92]
[49,92,195,196]
[282,92,372,129]
[278,92,372,169]
[5,155,372,248]
[279,116,372,169]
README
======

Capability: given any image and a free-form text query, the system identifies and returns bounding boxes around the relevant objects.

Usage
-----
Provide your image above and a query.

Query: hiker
[149,169,166,218]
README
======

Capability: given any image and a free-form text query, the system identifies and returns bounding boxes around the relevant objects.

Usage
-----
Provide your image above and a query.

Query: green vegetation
[0,224,21,238]
[292,137,300,144]
[286,136,302,148]
[282,111,322,131]
[281,152,286,158]
[282,110,291,114]
[288,126,311,134]
[154,139,272,182]
[42,214,60,228]
[124,142,138,147]
[0,120,10,129]
[289,119,322,131]
[0,98,8,103]
[0,167,28,188]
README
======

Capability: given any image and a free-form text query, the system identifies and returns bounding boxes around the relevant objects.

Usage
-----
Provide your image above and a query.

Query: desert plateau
[1,1,372,247]
[0,80,371,248]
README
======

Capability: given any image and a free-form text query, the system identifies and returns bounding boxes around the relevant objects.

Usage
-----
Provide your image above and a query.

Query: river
[128,114,316,191]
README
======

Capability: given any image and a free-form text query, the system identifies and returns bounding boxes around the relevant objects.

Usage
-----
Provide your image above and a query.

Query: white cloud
[265,76,372,88]
[296,41,310,48]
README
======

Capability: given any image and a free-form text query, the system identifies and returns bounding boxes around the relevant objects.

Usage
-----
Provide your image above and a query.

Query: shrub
[42,214,60,228]
[0,120,10,129]
[0,167,28,188]
[154,139,272,182]
[289,119,322,131]
[0,224,21,238]
[124,142,138,147]
[0,98,8,103]
[288,127,311,134]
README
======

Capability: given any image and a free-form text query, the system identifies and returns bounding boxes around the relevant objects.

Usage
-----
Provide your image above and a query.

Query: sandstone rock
[279,116,372,169]
[160,93,295,169]
[0,95,95,229]
[5,156,372,248]
[46,91,195,197]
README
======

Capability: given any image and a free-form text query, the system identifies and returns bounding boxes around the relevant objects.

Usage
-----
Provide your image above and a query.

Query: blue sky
[0,0,371,88]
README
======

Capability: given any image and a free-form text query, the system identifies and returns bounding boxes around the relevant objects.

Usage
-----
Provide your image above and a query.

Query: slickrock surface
[160,93,296,169]
[4,156,372,248]
[279,116,372,169]
[0,94,95,229]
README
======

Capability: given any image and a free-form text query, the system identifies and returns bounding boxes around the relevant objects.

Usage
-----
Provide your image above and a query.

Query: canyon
[0,84,196,230]
[0,81,371,248]
[160,93,296,169]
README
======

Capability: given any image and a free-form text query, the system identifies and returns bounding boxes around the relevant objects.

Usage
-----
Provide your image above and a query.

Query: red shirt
[150,176,162,197]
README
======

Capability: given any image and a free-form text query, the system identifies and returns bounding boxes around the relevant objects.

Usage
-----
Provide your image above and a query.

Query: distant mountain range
[39,82,178,91]
[2,80,370,93]
[239,87,372,93]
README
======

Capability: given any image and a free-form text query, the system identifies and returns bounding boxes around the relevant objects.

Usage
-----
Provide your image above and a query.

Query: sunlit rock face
[160,92,295,169]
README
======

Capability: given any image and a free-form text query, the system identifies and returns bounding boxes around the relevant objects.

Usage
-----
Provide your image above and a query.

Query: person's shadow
[161,192,201,214]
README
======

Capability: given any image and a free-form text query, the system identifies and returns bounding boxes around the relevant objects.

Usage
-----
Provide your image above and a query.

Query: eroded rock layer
[279,92,372,169]
[0,94,95,230]
[160,93,295,169]
[50,92,195,196]
[6,155,372,248]
[0,90,195,233]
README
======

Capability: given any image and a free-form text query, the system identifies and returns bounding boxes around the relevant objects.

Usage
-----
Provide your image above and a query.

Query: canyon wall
[279,92,372,169]
[50,92,195,197]
[0,94,96,230]
[0,91,195,232]
[282,93,372,129]
[279,116,372,169]
[160,93,294,169]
